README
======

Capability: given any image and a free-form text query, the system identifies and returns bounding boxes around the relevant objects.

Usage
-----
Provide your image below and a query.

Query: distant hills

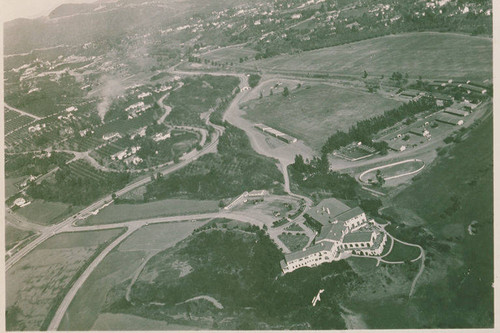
[3,0,248,54]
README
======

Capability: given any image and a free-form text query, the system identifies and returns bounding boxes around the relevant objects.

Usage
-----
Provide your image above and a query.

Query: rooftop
[333,206,364,223]
[284,242,333,262]
[316,221,345,242]
[306,198,351,226]
[342,231,374,244]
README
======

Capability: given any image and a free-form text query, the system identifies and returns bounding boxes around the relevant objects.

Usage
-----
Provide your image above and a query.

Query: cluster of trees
[167,75,240,126]
[27,164,130,205]
[290,154,359,200]
[5,73,85,117]
[5,152,72,178]
[321,96,438,155]
[248,74,261,88]
[390,71,409,87]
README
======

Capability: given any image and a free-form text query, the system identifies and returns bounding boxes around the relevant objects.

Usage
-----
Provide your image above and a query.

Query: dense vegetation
[321,96,437,154]
[106,223,358,329]
[166,75,240,126]
[5,73,85,117]
[144,124,283,200]
[5,152,72,178]
[289,154,359,201]
[26,161,130,205]
[248,74,261,88]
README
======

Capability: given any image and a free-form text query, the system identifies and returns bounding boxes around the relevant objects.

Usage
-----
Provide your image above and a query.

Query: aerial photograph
[2,0,493,330]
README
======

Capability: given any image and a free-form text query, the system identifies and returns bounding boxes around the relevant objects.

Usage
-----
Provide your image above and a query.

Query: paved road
[47,225,140,330]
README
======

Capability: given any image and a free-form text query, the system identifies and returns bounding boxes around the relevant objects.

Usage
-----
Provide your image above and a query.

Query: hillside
[368,113,493,328]
[3,0,250,54]
[248,32,492,81]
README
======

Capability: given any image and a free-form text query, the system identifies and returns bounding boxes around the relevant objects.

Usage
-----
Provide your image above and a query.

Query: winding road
[6,62,441,330]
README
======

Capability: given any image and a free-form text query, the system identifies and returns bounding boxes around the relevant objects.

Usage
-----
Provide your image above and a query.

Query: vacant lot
[86,199,219,225]
[6,229,123,331]
[59,221,204,330]
[15,200,82,226]
[242,84,401,151]
[250,32,492,80]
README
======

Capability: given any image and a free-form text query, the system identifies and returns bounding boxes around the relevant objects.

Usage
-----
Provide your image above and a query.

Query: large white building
[280,205,387,274]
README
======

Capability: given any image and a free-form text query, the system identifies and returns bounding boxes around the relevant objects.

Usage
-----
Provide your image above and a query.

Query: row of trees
[321,96,438,155]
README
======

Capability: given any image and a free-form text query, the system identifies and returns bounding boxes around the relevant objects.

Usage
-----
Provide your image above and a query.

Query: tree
[270,89,273,96]
[259,91,263,99]
[293,154,306,172]
[362,70,368,78]
[375,170,385,186]
[283,86,289,97]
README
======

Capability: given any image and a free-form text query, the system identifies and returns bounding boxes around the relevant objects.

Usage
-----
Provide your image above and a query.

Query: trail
[125,251,160,304]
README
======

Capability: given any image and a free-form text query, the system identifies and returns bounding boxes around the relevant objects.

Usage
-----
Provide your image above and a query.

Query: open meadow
[85,199,219,225]
[241,83,401,151]
[5,225,35,251]
[6,229,124,331]
[201,45,257,64]
[248,32,492,81]
[15,200,82,226]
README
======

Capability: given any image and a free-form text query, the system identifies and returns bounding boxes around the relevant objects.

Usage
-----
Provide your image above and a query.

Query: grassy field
[59,221,204,330]
[118,221,206,252]
[278,233,309,252]
[382,239,420,263]
[5,177,23,198]
[6,229,123,331]
[5,225,35,251]
[86,199,219,225]
[201,45,257,64]
[15,200,83,226]
[242,83,401,151]
[249,32,492,80]
[285,223,304,232]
